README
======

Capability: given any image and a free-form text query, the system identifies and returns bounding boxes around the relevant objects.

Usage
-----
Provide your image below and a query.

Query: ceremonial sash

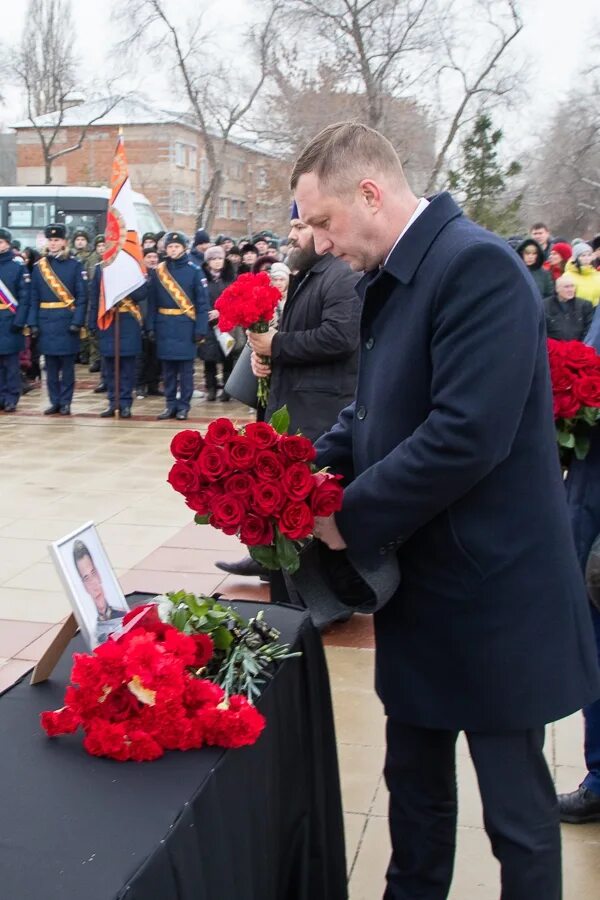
[0,276,18,312]
[38,257,75,308]
[156,262,196,320]
[120,298,143,325]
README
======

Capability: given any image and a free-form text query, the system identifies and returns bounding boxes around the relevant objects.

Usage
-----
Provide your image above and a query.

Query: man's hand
[247,328,276,356]
[208,309,219,322]
[313,515,347,550]
[251,350,271,378]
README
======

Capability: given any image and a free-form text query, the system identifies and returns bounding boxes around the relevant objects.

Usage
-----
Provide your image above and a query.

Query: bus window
[63,213,102,239]
[8,201,55,228]
[134,202,164,237]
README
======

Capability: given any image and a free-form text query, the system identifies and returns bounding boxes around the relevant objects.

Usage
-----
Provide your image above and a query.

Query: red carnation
[244,421,278,449]
[228,436,257,470]
[279,434,317,463]
[40,706,80,737]
[279,501,314,541]
[209,493,245,534]
[240,514,274,546]
[170,430,204,461]
[83,721,131,761]
[310,473,344,517]
[184,678,224,709]
[190,633,214,669]
[126,729,164,762]
[196,446,231,482]
[282,462,314,501]
[167,460,199,495]
[205,418,238,445]
[202,695,266,749]
[255,449,285,482]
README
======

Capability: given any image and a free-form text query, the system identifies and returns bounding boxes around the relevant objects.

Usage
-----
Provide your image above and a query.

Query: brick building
[10,96,291,240]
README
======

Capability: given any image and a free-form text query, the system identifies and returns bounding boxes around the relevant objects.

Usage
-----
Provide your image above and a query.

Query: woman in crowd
[565,243,600,306]
[198,245,240,401]
[544,242,573,281]
[516,237,554,297]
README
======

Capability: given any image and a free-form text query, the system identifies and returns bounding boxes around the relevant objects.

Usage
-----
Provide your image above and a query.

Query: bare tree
[13,0,123,184]
[425,0,524,193]
[118,0,279,232]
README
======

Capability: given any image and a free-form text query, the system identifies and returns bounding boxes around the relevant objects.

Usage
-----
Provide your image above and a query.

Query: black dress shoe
[207,388,217,401]
[558,785,600,823]
[176,410,188,420]
[156,408,176,420]
[88,361,101,373]
[100,408,115,418]
[44,405,60,415]
[147,387,164,396]
[120,407,132,418]
[0,400,4,410]
[219,390,230,402]
[60,405,71,416]
[215,556,271,580]
[3,403,17,412]
[94,382,107,394]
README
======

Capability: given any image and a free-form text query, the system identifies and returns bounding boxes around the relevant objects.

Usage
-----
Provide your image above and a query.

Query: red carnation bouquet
[167,408,344,574]
[41,593,298,761]
[214,271,281,405]
[548,338,600,461]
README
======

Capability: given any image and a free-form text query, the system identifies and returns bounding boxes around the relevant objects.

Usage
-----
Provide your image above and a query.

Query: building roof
[9,95,196,131]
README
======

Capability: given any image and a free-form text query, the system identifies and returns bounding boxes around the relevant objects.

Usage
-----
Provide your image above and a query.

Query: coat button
[357,406,367,420]
[365,337,374,350]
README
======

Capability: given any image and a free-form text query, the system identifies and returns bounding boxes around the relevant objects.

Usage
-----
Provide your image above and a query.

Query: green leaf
[574,435,591,460]
[269,405,291,435]
[194,514,210,525]
[557,430,575,449]
[249,544,281,570]
[212,627,234,651]
[275,529,300,574]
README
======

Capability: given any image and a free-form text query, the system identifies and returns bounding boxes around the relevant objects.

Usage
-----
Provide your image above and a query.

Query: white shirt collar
[384,197,430,265]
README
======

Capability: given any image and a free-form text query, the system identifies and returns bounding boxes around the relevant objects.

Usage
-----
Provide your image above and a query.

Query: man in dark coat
[146,231,209,421]
[292,122,600,899]
[89,263,146,418]
[28,224,87,415]
[544,273,595,341]
[216,208,360,580]
[0,227,31,412]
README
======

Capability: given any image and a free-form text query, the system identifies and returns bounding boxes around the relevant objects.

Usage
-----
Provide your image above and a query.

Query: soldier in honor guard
[0,227,31,412]
[146,231,209,420]
[89,262,146,418]
[28,224,88,415]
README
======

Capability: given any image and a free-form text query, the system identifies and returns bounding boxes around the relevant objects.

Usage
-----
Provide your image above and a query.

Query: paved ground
[1,368,599,897]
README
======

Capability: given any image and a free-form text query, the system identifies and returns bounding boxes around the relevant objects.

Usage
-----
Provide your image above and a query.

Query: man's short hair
[556,274,575,289]
[290,122,404,195]
[73,539,92,572]
[531,222,549,231]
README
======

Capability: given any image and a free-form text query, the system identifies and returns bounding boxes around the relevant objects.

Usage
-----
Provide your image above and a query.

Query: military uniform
[28,224,88,414]
[146,231,209,420]
[95,606,126,645]
[0,228,31,411]
[89,263,146,417]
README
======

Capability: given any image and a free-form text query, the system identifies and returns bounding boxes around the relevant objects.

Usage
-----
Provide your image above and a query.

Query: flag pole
[114,126,124,421]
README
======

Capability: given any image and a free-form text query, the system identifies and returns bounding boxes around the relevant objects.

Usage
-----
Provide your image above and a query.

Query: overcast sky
[0,0,596,146]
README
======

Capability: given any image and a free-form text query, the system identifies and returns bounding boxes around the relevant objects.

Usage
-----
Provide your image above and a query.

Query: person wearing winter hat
[141,232,157,250]
[237,243,259,274]
[198,245,239,401]
[190,229,210,266]
[544,241,573,281]
[565,244,600,306]
[226,245,242,273]
[516,238,554,298]
[0,226,31,412]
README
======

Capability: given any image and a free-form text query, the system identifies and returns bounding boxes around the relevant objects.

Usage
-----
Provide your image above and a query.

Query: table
[0,600,347,900]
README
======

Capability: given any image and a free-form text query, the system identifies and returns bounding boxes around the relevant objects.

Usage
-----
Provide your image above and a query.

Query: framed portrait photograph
[49,521,130,651]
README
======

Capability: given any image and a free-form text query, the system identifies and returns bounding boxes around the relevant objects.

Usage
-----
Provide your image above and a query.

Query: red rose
[255,449,285,482]
[167,460,199,495]
[244,421,278,449]
[209,494,245,535]
[185,489,212,515]
[562,340,599,369]
[228,436,257,470]
[196,446,231,482]
[225,473,254,499]
[205,417,238,445]
[310,472,344,516]
[240,514,274,546]
[573,375,600,407]
[549,366,575,393]
[278,502,314,540]
[553,391,580,419]
[279,434,317,463]
[170,429,204,461]
[282,462,315,501]
[253,481,285,516]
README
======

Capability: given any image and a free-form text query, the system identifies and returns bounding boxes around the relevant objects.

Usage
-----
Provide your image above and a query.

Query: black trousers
[384,720,561,900]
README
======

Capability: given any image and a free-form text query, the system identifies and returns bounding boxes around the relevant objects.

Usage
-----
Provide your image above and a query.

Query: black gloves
[69,324,81,335]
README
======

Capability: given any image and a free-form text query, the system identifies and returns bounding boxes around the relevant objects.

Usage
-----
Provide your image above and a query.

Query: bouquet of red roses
[214,271,281,405]
[548,338,600,461]
[167,408,344,574]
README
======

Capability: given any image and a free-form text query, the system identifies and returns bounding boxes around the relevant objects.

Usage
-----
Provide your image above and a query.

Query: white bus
[0,186,165,249]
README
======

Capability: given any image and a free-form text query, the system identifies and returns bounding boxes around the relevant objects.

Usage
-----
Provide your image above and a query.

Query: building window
[256,167,268,188]
[218,197,228,218]
[200,157,209,189]
[173,189,186,212]
[230,199,238,219]
[188,146,197,170]
[175,142,186,167]
[189,191,197,214]
[239,200,246,219]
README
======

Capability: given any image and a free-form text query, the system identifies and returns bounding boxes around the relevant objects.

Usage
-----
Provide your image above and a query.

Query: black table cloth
[0,600,347,900]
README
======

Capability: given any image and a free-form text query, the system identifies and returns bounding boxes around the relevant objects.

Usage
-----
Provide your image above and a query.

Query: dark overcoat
[28,254,87,356]
[146,257,209,361]
[196,261,237,364]
[265,254,361,442]
[315,192,600,731]
[88,264,146,357]
[0,250,30,354]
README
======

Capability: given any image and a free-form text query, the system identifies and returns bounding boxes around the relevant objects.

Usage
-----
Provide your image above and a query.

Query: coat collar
[356,192,463,299]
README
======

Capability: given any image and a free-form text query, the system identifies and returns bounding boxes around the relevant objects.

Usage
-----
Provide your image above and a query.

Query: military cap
[45,223,67,239]
[73,229,90,241]
[142,232,156,243]
[0,227,12,243]
[94,234,105,247]
[164,231,188,248]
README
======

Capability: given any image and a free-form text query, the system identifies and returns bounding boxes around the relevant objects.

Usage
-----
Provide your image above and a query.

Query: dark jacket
[146,257,209,361]
[315,192,599,731]
[0,249,30,355]
[28,253,87,356]
[544,292,595,341]
[517,238,554,298]
[197,261,237,363]
[89,263,146,357]
[265,254,361,441]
